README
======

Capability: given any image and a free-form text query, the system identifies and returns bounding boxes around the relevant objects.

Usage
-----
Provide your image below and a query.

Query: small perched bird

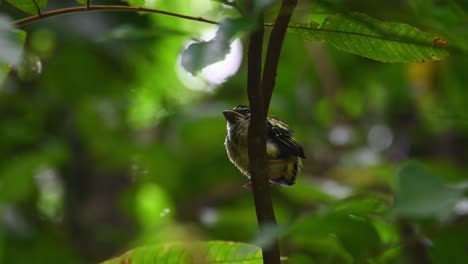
[223,105,305,187]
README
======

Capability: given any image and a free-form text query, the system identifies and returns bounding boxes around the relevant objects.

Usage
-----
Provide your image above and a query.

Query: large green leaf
[429,224,468,264]
[292,12,449,63]
[6,0,48,14]
[291,212,381,260]
[101,241,262,264]
[394,162,463,219]
[333,197,390,215]
[181,17,255,75]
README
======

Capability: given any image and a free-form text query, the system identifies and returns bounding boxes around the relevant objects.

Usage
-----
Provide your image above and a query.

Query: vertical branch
[262,0,297,112]
[245,2,281,264]
[246,1,297,263]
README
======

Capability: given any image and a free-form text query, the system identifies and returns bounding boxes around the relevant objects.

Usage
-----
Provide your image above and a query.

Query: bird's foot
[242,181,252,189]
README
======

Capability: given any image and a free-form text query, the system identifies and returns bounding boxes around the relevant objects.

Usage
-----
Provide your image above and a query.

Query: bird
[223,105,305,187]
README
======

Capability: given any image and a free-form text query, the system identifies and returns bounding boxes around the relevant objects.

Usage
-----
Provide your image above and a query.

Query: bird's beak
[223,110,243,123]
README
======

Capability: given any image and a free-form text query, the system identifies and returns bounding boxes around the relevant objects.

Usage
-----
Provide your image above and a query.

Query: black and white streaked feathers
[266,116,306,159]
[226,104,305,159]
[223,104,305,187]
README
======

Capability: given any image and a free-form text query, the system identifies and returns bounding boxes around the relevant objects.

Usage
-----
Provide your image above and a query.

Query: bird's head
[223,105,250,125]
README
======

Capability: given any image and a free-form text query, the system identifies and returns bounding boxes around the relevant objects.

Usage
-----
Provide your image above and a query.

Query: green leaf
[429,224,468,264]
[252,0,276,14]
[394,162,463,219]
[212,0,244,14]
[0,156,37,203]
[181,17,255,75]
[121,0,144,6]
[293,12,449,63]
[134,183,173,229]
[0,15,27,85]
[101,241,262,264]
[6,0,48,14]
[333,197,390,215]
[291,212,381,260]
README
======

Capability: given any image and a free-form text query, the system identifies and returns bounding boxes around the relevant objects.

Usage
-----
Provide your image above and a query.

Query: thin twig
[262,0,297,112]
[32,0,42,17]
[14,5,218,26]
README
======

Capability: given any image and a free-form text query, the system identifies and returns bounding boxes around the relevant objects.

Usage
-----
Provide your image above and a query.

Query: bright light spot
[177,29,243,92]
[342,147,381,166]
[200,38,242,85]
[355,148,380,166]
[34,59,42,75]
[34,168,64,221]
[319,179,352,199]
[17,55,43,81]
[199,207,218,226]
[221,3,234,9]
[160,208,171,218]
[368,124,393,152]
[329,124,353,146]
[454,198,468,216]
[135,183,172,229]
[142,0,161,8]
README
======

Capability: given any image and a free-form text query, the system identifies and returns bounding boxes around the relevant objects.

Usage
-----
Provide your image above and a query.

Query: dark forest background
[1,0,467,263]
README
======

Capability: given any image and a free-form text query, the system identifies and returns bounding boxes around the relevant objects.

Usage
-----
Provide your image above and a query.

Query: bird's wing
[267,116,306,158]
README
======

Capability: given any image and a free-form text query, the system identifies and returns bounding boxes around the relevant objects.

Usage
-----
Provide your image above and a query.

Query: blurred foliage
[5,0,47,15]
[0,15,25,83]
[394,162,464,219]
[1,0,468,263]
[102,241,262,264]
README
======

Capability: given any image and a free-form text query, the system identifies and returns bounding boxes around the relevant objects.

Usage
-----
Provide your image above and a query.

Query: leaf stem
[32,0,42,17]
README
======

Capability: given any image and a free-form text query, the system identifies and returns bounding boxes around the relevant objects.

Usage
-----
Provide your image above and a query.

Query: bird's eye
[234,105,250,115]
